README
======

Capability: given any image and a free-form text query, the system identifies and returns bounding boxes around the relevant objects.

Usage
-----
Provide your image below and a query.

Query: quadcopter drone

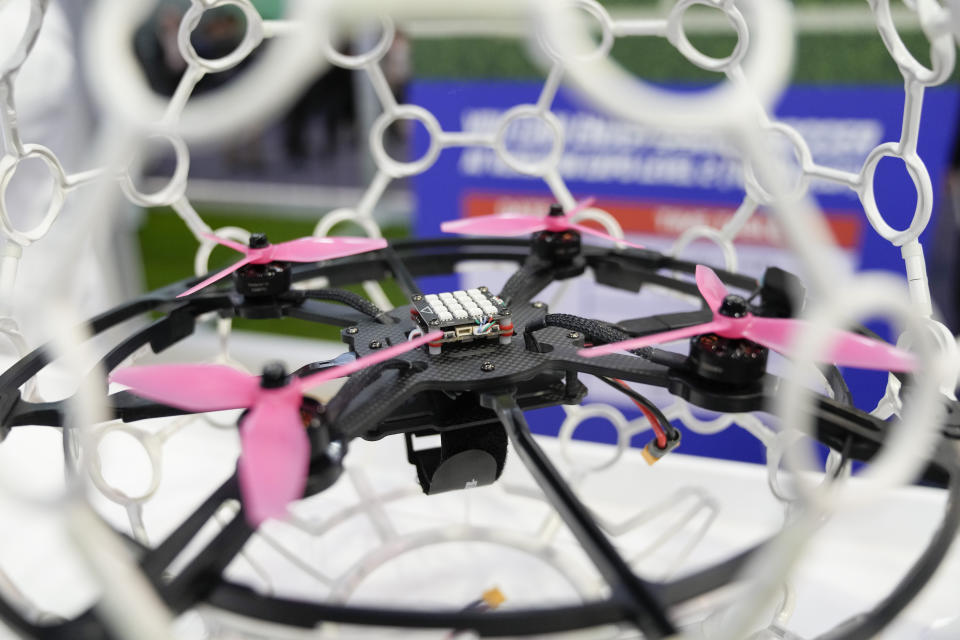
[0,201,957,640]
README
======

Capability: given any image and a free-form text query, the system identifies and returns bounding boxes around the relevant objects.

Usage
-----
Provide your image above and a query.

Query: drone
[0,201,956,640]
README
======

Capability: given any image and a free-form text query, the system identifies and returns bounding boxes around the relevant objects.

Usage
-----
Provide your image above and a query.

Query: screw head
[567,332,580,339]
[532,302,545,309]
[412,295,423,301]
[502,309,511,316]
[481,362,495,372]
[430,319,440,326]
[346,326,359,334]
[479,286,488,292]
[369,340,383,349]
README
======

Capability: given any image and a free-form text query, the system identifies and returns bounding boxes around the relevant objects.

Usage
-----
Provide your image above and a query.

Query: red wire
[614,379,668,448]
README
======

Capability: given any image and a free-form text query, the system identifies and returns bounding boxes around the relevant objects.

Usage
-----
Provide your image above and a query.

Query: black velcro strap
[405,423,507,495]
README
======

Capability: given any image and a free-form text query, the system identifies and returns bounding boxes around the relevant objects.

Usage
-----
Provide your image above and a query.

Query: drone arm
[382,244,423,300]
[285,297,374,327]
[330,367,422,438]
[162,509,254,612]
[499,262,556,306]
[481,392,676,638]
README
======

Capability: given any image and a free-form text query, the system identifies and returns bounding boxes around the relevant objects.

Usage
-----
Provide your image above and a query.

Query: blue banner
[410,80,960,464]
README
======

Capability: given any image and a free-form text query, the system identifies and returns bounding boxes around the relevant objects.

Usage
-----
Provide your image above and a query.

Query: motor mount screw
[568,332,580,339]
[430,319,440,326]
[481,362,495,372]
[412,295,423,301]
[532,302,545,309]
[369,340,382,349]
[346,326,359,334]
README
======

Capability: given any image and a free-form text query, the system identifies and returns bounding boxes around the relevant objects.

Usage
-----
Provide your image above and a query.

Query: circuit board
[410,287,514,354]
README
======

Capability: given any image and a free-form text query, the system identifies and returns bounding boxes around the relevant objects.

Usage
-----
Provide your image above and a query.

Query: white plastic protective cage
[1,0,960,638]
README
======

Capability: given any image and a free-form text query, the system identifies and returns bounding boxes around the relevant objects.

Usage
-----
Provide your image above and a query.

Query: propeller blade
[563,196,597,218]
[695,265,730,312]
[578,322,723,358]
[441,214,549,237]
[569,223,645,249]
[297,330,444,390]
[742,317,917,372]
[237,398,311,525]
[177,256,254,298]
[270,236,388,263]
[200,232,251,255]
[110,364,261,412]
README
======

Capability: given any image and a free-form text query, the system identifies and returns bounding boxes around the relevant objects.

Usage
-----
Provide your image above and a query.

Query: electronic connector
[641,429,682,465]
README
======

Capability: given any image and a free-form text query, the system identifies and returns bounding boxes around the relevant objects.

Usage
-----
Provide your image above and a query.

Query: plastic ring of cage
[536,0,792,133]
[314,208,384,239]
[494,105,565,177]
[321,15,396,70]
[0,318,37,400]
[670,226,738,272]
[742,123,813,205]
[568,205,628,244]
[765,430,848,504]
[120,132,191,209]
[857,142,932,246]
[369,105,443,178]
[871,0,956,86]
[536,0,615,63]
[0,145,68,245]
[0,0,46,76]
[776,274,945,509]
[177,0,266,74]
[87,423,163,505]
[558,404,630,473]
[194,226,251,277]
[666,0,750,74]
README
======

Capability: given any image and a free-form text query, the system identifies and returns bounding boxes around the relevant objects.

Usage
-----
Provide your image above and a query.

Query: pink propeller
[110,331,442,525]
[178,232,388,298]
[441,198,644,248]
[579,265,917,372]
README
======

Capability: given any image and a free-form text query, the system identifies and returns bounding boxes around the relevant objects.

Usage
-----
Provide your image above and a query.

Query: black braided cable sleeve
[302,289,387,322]
[537,313,674,362]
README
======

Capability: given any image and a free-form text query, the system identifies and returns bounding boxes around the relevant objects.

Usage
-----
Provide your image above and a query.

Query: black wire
[595,376,679,438]
[300,289,388,322]
[832,435,854,480]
